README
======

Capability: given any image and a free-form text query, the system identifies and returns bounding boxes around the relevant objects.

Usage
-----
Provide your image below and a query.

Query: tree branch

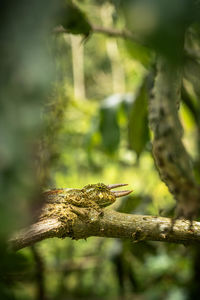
[91,25,141,42]
[149,56,200,219]
[53,24,143,45]
[10,209,200,251]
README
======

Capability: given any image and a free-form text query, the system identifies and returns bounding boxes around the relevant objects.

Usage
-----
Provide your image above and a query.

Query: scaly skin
[39,183,132,224]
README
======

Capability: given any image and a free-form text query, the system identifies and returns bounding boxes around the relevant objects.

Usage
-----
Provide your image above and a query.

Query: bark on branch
[149,57,200,219]
[10,209,200,251]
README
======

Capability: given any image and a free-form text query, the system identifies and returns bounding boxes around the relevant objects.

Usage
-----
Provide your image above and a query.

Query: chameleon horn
[112,190,133,198]
[107,183,128,190]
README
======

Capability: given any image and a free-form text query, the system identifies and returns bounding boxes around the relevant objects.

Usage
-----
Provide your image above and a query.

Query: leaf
[124,40,153,67]
[184,57,200,99]
[99,95,122,154]
[99,107,120,154]
[120,0,195,63]
[84,117,101,166]
[59,0,92,36]
[86,94,135,156]
[128,81,149,158]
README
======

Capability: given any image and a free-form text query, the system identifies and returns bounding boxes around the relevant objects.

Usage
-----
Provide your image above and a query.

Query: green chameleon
[39,183,132,223]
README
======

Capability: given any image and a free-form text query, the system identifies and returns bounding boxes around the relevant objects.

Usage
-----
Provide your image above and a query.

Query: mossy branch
[149,56,200,219]
[10,208,200,251]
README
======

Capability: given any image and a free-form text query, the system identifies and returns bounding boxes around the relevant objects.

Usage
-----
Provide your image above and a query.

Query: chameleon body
[39,183,132,224]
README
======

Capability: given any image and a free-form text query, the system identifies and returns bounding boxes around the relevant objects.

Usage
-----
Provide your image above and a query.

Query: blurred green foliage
[1,0,200,299]
[60,0,92,36]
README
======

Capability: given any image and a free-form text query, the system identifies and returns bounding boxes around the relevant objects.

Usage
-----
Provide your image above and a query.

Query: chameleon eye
[96,183,107,191]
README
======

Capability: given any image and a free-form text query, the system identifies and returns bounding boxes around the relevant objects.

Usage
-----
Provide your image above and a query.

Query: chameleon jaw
[107,183,133,198]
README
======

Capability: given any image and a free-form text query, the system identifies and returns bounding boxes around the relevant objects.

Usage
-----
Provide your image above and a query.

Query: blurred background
[1,0,200,299]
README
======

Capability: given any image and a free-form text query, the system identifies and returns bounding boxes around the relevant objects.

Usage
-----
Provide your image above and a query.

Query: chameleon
[39,183,132,224]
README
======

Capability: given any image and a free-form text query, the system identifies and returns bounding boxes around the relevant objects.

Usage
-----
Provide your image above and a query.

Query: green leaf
[124,40,153,67]
[128,81,149,158]
[99,96,121,154]
[60,0,92,36]
[120,0,195,63]
[184,57,200,99]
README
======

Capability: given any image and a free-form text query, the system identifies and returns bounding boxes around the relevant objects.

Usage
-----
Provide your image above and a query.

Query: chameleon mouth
[107,183,133,198]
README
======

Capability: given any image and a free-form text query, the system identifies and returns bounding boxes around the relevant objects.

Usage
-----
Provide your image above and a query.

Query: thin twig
[91,25,141,43]
[53,24,144,45]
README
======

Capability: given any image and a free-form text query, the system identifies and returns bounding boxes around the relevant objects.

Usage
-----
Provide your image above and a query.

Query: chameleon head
[82,183,132,208]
